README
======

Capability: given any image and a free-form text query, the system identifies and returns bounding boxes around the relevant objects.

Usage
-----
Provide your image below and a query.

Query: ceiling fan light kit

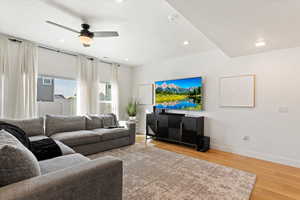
[79,24,94,47]
[79,35,93,47]
[46,21,119,47]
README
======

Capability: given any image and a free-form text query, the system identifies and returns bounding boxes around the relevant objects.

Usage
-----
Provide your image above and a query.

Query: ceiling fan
[46,20,119,47]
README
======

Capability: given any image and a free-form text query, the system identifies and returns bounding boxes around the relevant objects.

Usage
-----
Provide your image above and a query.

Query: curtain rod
[8,38,119,66]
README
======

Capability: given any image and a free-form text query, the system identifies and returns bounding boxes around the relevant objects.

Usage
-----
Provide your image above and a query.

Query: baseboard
[211,143,300,168]
[136,129,300,168]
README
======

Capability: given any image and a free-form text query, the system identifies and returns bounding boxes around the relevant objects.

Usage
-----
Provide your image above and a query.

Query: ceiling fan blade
[46,21,80,34]
[93,31,119,37]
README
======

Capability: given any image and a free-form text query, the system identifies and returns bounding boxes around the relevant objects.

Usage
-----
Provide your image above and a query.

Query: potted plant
[126,101,137,121]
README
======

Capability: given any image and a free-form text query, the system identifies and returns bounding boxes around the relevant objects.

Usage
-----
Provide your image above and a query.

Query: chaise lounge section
[0,143,122,200]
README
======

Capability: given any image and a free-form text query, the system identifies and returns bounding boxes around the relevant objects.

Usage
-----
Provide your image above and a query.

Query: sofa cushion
[86,115,104,130]
[50,130,101,147]
[86,114,118,130]
[0,117,44,137]
[93,128,129,141]
[55,140,76,155]
[0,130,41,187]
[102,114,118,127]
[45,115,86,136]
[39,153,89,175]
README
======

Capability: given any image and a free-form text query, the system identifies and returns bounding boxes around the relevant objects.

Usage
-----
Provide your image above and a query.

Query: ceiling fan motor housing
[80,24,94,38]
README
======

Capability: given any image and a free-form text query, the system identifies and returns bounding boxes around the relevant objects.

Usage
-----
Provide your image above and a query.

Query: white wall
[118,66,134,120]
[38,48,133,120]
[133,47,300,167]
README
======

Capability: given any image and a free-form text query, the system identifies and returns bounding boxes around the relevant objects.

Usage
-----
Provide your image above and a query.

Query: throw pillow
[86,115,104,130]
[0,130,41,187]
[0,122,31,149]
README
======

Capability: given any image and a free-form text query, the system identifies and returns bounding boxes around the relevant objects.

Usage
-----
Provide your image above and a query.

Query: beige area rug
[89,144,256,200]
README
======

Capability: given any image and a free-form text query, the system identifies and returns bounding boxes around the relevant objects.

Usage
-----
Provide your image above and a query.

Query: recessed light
[125,58,129,61]
[115,0,124,3]
[255,41,266,47]
[59,39,65,43]
[183,40,190,46]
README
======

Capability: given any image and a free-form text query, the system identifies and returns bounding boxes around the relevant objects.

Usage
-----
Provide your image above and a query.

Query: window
[99,82,112,113]
[37,75,77,116]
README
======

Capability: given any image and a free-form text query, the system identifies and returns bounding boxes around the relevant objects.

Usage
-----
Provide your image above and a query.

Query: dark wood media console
[146,113,209,151]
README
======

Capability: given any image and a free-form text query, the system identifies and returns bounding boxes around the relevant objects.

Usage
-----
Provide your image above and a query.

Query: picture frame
[219,74,255,108]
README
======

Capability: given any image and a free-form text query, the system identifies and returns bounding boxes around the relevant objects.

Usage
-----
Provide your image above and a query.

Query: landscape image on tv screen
[155,77,202,111]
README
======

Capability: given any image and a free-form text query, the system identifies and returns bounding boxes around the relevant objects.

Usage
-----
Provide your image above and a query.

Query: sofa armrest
[123,121,136,144]
[0,156,123,200]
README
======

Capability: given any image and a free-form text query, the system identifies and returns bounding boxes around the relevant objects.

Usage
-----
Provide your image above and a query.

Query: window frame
[99,81,112,114]
[38,74,76,82]
[99,81,112,103]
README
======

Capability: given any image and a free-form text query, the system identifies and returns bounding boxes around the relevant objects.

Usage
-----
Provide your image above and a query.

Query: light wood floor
[136,135,300,200]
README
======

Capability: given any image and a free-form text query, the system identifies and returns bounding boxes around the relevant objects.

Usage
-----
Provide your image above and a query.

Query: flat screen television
[155,77,203,111]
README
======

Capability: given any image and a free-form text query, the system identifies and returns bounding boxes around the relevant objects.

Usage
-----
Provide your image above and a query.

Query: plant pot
[129,116,136,121]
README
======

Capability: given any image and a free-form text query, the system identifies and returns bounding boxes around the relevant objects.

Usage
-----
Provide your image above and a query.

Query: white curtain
[111,63,120,119]
[0,37,38,119]
[0,36,8,117]
[77,55,101,115]
[15,42,38,118]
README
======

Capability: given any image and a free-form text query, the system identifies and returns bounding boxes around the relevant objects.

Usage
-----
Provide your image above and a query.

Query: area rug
[89,144,256,200]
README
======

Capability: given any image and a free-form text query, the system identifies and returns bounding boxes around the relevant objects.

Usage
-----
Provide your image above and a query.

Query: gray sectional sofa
[4,114,136,155]
[0,114,136,200]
